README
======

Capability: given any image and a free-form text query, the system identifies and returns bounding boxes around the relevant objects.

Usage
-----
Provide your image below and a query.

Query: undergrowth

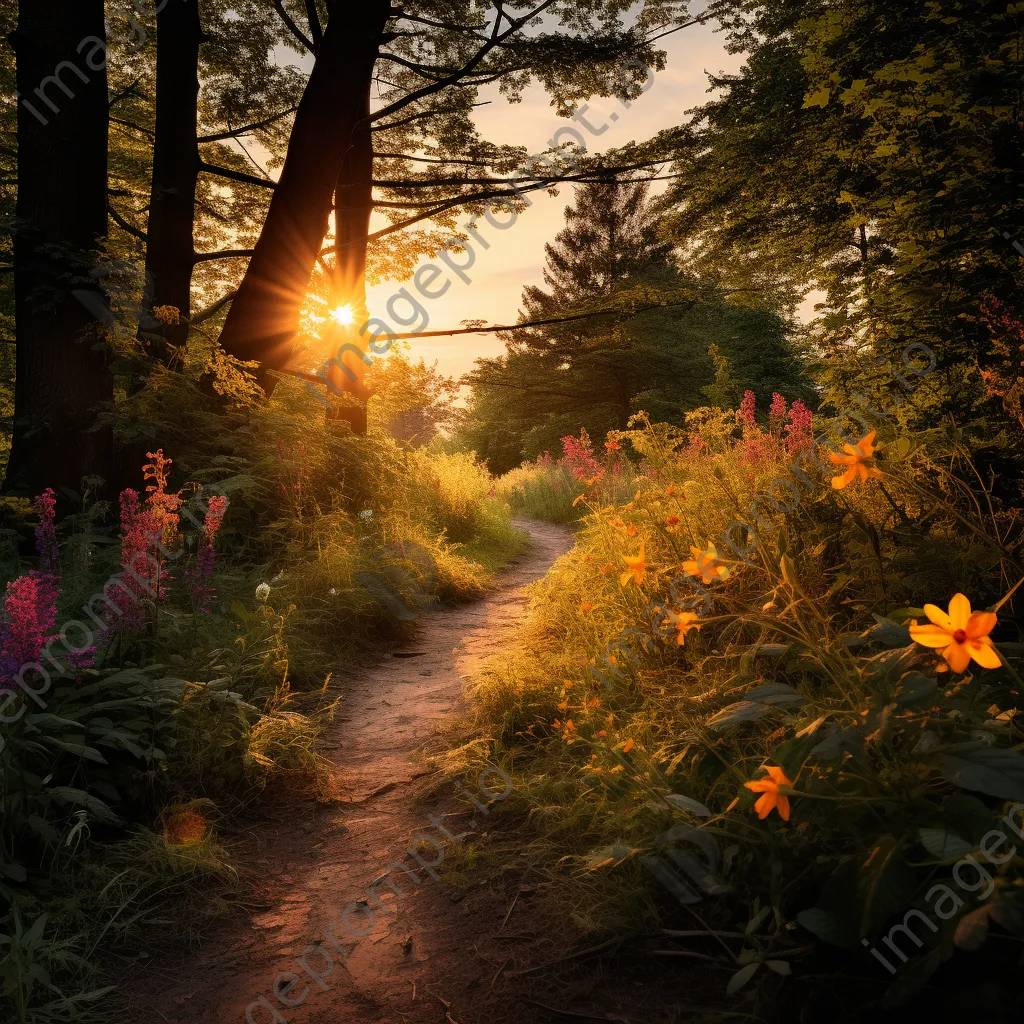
[467,384,1024,1019]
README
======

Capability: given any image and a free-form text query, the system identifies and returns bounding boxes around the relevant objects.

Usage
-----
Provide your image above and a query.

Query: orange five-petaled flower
[683,543,730,584]
[665,609,701,646]
[620,545,646,587]
[909,593,1000,672]
[744,766,793,821]
[829,430,883,489]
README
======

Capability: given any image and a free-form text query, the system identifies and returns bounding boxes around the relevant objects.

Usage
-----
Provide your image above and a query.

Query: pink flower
[0,572,60,690]
[739,391,757,432]
[769,392,787,435]
[561,431,602,481]
[185,494,230,613]
[785,400,814,453]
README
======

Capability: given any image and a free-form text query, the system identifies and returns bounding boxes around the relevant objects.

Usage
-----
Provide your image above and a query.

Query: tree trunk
[145,0,204,355]
[218,0,390,374]
[5,0,113,499]
[323,86,375,428]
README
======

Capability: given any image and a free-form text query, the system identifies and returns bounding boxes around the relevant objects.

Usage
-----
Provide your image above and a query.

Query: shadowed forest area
[1,2,1024,1023]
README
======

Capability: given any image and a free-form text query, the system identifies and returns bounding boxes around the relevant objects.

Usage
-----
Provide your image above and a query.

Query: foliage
[461,179,812,473]
[469,392,1024,1015]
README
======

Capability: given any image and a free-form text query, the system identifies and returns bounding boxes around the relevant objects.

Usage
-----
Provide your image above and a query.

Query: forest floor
[122,520,711,1024]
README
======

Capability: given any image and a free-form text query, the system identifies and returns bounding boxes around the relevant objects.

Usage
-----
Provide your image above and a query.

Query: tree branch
[108,202,148,242]
[197,106,299,143]
[380,299,704,342]
[192,249,255,264]
[200,161,277,190]
[369,0,559,124]
[191,288,237,323]
[272,0,315,52]
[303,0,323,49]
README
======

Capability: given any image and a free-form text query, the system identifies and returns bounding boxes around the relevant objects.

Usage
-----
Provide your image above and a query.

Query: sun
[331,303,355,327]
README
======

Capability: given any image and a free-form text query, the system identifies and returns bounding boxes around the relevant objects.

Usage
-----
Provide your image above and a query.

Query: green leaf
[796,907,851,947]
[917,827,973,860]
[664,794,712,817]
[858,837,915,936]
[804,87,831,108]
[934,746,1024,801]
[706,701,769,731]
[726,961,760,995]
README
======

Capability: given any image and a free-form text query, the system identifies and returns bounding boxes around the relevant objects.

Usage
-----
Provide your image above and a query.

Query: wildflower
[0,573,60,689]
[626,524,638,537]
[744,766,793,821]
[579,602,594,612]
[32,488,58,574]
[561,430,602,481]
[739,390,757,432]
[829,430,883,489]
[683,543,730,584]
[666,485,676,497]
[909,593,1000,672]
[255,583,271,602]
[359,509,374,520]
[604,437,621,453]
[666,515,681,528]
[622,738,635,753]
[785,400,814,453]
[599,563,612,576]
[185,494,229,613]
[152,304,182,325]
[769,392,787,434]
[665,609,701,646]
[620,544,646,587]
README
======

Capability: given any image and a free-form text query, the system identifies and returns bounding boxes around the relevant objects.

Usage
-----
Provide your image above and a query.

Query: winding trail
[131,520,574,1024]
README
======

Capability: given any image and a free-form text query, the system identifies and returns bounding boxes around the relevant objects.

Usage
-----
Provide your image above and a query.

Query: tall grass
[468,400,1024,1013]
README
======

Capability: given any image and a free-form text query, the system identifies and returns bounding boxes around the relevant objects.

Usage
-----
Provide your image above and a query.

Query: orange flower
[579,602,594,612]
[682,543,730,584]
[599,562,612,576]
[666,514,681,528]
[626,524,638,537]
[665,484,677,497]
[620,544,646,587]
[829,430,883,489]
[909,593,1000,672]
[665,609,701,646]
[622,738,635,753]
[743,766,793,821]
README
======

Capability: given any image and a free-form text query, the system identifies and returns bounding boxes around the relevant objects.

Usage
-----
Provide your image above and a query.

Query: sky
[364,16,750,380]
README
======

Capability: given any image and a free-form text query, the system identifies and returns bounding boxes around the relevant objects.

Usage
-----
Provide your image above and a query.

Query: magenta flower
[785,400,814,452]
[739,390,757,432]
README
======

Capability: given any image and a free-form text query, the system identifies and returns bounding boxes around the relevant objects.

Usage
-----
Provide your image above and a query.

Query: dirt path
[130,520,574,1024]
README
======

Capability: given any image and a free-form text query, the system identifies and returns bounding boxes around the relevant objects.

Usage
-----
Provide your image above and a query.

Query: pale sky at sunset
[367,16,748,380]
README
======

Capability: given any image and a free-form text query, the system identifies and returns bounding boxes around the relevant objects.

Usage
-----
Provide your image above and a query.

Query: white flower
[255,583,271,601]
[329,588,338,596]
[359,509,373,520]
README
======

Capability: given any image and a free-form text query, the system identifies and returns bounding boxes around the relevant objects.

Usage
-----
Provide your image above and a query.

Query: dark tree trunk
[5,0,112,499]
[218,0,390,373]
[145,0,204,355]
[323,85,375,429]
